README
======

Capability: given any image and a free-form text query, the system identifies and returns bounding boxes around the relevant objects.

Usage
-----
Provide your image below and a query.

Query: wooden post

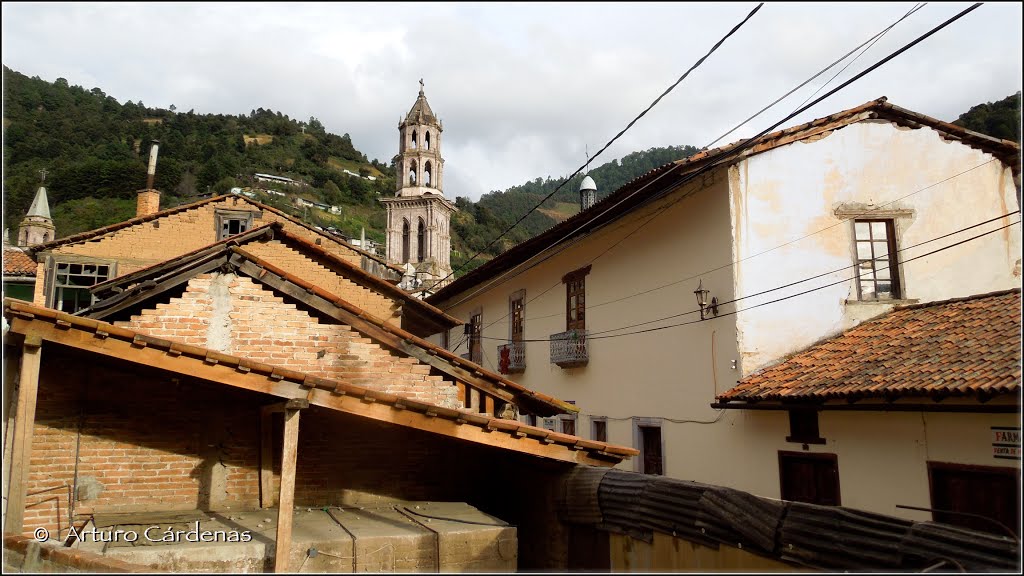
[5,336,42,535]
[259,408,276,509]
[273,407,301,573]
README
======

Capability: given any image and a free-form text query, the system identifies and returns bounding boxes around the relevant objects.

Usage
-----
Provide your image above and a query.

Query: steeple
[381,81,458,294]
[395,80,444,197]
[18,170,55,247]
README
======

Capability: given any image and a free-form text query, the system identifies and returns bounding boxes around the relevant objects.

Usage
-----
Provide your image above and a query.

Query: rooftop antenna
[585,145,591,174]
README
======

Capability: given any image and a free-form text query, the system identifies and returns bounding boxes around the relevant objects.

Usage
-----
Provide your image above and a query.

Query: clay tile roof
[717,290,1022,404]
[3,247,37,277]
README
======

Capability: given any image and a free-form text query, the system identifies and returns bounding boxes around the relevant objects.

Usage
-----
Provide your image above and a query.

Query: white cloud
[2,2,1020,200]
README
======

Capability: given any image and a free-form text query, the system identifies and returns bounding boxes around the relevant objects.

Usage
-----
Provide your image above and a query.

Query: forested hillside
[953,92,1021,143]
[6,66,1012,278]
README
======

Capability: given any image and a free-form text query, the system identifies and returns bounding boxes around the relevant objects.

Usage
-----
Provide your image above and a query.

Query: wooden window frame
[927,461,1021,536]
[509,289,526,343]
[853,219,901,300]
[45,256,117,313]
[562,265,592,331]
[468,308,483,365]
[786,409,826,445]
[215,209,258,241]
[592,417,608,443]
[778,451,841,506]
[632,417,665,475]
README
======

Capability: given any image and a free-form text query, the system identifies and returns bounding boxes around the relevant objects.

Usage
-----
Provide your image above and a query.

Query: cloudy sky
[2,2,1021,200]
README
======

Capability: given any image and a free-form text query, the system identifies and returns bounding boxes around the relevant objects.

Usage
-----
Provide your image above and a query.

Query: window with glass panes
[563,266,591,331]
[510,292,525,342]
[854,220,900,300]
[51,261,113,313]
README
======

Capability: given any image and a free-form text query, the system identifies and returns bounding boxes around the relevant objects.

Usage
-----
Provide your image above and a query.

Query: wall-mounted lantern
[694,279,719,321]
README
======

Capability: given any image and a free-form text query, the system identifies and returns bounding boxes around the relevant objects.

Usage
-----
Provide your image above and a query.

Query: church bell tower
[380,80,457,293]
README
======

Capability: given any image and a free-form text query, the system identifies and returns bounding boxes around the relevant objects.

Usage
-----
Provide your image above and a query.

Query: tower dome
[579,175,597,211]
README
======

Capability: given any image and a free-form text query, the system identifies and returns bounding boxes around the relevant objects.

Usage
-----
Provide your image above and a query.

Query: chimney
[136,140,161,217]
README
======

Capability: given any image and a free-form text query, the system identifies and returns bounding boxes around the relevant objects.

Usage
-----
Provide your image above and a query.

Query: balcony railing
[497,341,527,374]
[550,329,588,368]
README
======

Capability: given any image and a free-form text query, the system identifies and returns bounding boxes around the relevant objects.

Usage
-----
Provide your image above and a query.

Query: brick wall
[243,239,400,325]
[22,359,268,538]
[19,349,571,570]
[114,273,459,408]
[35,197,373,306]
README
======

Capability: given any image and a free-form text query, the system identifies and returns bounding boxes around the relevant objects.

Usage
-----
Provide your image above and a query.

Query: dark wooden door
[779,452,841,506]
[640,426,663,475]
[929,462,1020,537]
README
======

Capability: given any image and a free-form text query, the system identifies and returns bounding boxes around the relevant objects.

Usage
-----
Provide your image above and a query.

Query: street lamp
[694,279,719,320]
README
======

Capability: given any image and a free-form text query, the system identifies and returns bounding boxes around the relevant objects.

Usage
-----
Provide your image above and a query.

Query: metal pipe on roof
[145,141,160,190]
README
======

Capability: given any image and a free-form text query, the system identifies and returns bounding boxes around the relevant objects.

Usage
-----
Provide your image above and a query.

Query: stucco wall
[429,118,1021,525]
[730,120,1021,377]
[434,172,740,481]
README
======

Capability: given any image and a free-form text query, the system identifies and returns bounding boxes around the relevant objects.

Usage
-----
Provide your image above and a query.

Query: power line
[705,2,926,150]
[588,211,1018,336]
[435,3,766,287]
[438,2,984,315]
[487,158,1000,327]
[789,3,928,114]
[478,216,1019,343]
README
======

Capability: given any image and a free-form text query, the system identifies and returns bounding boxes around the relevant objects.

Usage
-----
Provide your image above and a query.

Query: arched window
[402,219,411,263]
[408,161,417,185]
[424,161,432,186]
[411,130,418,149]
[417,218,426,262]
[425,131,431,150]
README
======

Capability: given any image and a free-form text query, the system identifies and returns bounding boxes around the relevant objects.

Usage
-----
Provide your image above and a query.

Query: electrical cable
[473,158,1000,329]
[436,3,766,286]
[475,217,1019,342]
[789,3,927,115]
[705,2,926,150]
[400,506,512,527]
[584,210,1017,337]
[439,3,986,321]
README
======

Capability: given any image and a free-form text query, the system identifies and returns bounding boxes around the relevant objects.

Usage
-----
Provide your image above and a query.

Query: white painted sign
[991,426,1020,460]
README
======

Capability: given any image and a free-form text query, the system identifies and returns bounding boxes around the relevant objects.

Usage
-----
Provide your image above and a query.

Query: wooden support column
[259,409,276,509]
[273,401,304,573]
[5,336,42,535]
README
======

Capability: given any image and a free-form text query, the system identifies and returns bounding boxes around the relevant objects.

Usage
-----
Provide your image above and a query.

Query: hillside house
[24,191,402,315]
[425,97,1022,528]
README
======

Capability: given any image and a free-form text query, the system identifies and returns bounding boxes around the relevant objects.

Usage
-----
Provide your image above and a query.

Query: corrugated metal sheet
[780,502,913,570]
[561,466,609,525]
[563,466,1021,572]
[900,521,1019,572]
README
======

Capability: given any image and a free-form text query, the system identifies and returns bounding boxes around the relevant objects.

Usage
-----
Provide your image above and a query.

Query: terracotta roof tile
[3,247,37,277]
[718,290,1021,404]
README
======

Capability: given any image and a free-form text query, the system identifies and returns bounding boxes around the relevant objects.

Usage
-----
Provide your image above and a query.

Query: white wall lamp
[694,279,719,321]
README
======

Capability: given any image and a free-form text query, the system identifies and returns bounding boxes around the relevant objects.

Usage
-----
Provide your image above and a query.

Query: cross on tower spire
[419,78,424,94]
[39,169,48,184]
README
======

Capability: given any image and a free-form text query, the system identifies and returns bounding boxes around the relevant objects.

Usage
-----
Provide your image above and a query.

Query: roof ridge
[894,288,1021,312]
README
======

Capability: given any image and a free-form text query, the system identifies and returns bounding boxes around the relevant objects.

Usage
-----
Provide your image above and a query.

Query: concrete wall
[429,120,1022,524]
[114,273,459,409]
[730,120,1022,376]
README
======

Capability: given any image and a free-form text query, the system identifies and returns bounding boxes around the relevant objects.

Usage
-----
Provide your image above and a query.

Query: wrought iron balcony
[550,329,588,368]
[497,341,527,374]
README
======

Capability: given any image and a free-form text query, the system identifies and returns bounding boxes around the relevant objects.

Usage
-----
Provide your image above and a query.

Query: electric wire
[586,210,1018,337]
[440,3,983,313]
[438,2,985,317]
[434,3,766,287]
[705,2,926,150]
[790,3,927,114]
[476,217,1020,342]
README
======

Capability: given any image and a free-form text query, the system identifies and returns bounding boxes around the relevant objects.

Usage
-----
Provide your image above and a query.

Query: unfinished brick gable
[242,239,400,325]
[114,273,459,409]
